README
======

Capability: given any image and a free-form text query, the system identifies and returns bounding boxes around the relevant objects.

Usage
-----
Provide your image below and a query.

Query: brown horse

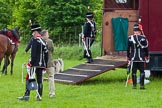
[0,28,20,75]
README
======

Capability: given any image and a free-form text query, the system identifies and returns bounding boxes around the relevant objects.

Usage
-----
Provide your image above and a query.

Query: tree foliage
[0,1,11,28]
[0,0,103,44]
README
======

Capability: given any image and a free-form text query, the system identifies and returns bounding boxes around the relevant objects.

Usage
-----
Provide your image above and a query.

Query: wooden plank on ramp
[54,58,127,84]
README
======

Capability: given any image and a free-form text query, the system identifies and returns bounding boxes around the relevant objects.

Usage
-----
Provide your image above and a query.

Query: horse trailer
[102,0,162,73]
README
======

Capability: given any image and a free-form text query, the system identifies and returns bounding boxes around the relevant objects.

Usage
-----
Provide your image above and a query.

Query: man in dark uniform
[82,12,96,63]
[127,24,149,89]
[18,23,48,101]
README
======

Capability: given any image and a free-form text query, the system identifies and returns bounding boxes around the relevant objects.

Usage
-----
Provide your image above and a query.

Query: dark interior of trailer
[104,0,139,10]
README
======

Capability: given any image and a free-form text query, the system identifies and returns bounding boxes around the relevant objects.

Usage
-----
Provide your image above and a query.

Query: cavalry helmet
[86,12,94,18]
[133,23,140,31]
[31,23,41,32]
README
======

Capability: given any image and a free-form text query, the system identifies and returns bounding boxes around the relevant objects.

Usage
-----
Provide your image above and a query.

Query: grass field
[0,44,162,108]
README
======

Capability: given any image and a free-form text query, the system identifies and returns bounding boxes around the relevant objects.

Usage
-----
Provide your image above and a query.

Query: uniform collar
[35,35,42,39]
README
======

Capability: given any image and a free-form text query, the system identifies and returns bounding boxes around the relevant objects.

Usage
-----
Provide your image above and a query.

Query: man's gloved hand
[82,35,85,41]
[82,37,85,41]
[127,61,131,75]
[126,57,131,74]
[145,56,150,63]
[43,68,46,74]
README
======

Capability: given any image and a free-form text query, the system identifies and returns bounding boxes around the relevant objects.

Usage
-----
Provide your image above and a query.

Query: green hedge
[54,42,102,60]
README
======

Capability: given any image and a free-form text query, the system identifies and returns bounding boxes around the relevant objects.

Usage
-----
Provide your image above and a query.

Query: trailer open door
[140,0,162,72]
[102,0,139,55]
[103,0,162,73]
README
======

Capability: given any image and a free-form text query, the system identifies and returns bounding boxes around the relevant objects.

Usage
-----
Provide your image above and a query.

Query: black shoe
[17,96,29,101]
[86,59,91,63]
[90,58,93,62]
[36,98,42,101]
[86,61,91,63]
[36,95,42,101]
[140,86,145,90]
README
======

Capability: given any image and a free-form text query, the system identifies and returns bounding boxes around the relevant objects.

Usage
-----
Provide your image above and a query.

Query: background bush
[48,42,101,60]
[0,0,103,44]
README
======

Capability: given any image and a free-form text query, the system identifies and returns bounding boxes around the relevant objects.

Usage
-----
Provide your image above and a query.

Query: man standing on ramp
[82,12,96,63]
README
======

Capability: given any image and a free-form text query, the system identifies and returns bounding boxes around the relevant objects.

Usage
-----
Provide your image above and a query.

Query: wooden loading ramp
[54,56,127,84]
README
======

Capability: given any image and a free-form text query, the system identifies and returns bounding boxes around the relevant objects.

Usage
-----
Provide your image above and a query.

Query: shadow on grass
[151,71,162,77]
[79,77,126,86]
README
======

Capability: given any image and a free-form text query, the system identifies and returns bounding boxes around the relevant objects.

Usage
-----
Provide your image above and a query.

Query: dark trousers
[132,62,145,74]
[132,62,145,87]
[83,37,94,59]
[24,68,43,97]
[35,68,43,84]
[35,68,43,96]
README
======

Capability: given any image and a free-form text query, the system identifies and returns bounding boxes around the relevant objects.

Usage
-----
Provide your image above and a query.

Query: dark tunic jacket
[83,21,96,38]
[127,35,149,62]
[30,36,48,68]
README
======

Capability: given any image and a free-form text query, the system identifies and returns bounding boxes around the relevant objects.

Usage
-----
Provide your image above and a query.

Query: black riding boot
[132,73,137,89]
[87,50,92,63]
[140,73,145,89]
[25,80,30,96]
[37,83,43,100]
[21,89,30,100]
[87,57,91,63]
[17,81,30,101]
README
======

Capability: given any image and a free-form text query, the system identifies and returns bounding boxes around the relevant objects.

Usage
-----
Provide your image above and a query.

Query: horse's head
[12,27,20,40]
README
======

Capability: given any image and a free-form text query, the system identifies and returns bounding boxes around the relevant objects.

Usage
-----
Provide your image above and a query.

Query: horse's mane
[0,27,20,44]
